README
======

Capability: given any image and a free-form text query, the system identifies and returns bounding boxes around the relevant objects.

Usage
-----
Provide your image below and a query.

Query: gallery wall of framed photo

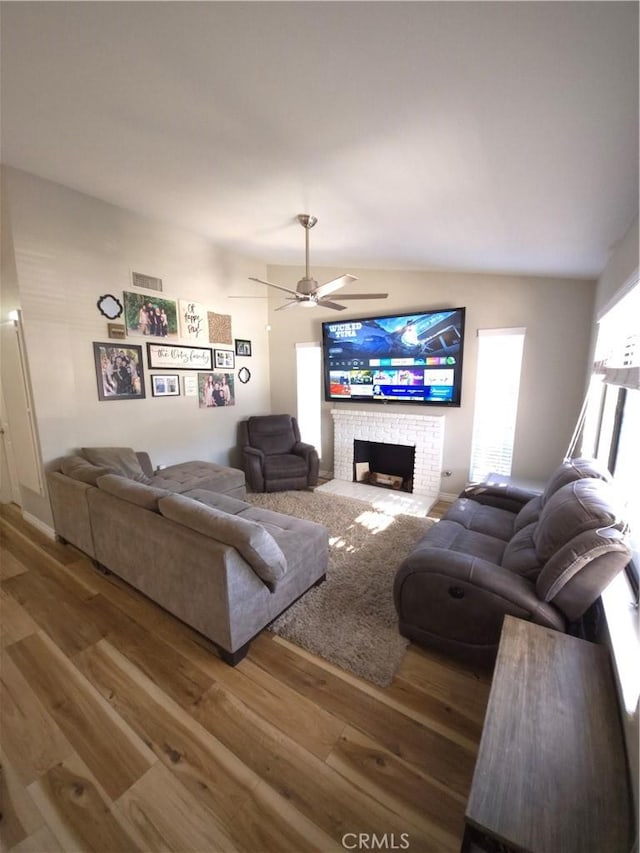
[3,167,271,526]
[92,287,254,407]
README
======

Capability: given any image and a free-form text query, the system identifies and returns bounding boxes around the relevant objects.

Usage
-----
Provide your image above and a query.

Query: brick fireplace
[330,409,445,498]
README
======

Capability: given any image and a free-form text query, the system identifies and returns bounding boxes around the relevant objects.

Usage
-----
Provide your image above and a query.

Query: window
[295,342,322,458]
[469,328,526,482]
[580,282,639,593]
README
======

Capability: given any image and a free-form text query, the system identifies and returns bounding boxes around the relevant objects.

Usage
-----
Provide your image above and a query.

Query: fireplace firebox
[353,439,416,493]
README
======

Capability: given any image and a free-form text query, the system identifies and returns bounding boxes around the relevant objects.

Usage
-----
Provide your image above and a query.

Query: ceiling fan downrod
[298,214,318,284]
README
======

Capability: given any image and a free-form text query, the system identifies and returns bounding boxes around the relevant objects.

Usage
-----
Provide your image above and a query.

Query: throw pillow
[82,446,152,484]
[61,455,112,486]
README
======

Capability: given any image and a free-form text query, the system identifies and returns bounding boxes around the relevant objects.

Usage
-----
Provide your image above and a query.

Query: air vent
[132,271,163,292]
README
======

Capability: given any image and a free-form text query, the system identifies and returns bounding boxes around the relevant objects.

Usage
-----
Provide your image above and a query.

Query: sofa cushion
[61,455,112,485]
[96,474,172,511]
[82,446,152,483]
[151,461,245,495]
[541,457,612,507]
[501,523,542,578]
[263,454,308,479]
[536,526,631,608]
[533,479,625,562]
[158,493,287,586]
[415,519,507,565]
[246,415,297,455]
[442,499,515,541]
[513,496,543,532]
[183,489,251,515]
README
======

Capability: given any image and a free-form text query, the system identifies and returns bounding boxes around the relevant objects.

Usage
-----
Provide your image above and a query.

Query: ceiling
[1,2,638,278]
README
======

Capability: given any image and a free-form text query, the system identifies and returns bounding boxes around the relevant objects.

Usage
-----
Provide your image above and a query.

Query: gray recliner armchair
[394,458,630,667]
[239,414,319,492]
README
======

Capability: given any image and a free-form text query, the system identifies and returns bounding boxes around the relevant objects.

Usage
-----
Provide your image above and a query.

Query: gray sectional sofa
[394,458,631,667]
[46,447,328,664]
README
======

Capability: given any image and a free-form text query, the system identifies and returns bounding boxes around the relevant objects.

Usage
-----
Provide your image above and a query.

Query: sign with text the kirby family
[146,343,212,371]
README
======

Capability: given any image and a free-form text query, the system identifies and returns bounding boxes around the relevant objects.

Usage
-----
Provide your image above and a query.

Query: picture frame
[123,290,179,339]
[179,299,208,343]
[234,338,252,357]
[214,348,235,370]
[97,294,123,319]
[146,342,213,371]
[238,366,251,384]
[93,342,145,401]
[151,374,180,397]
[197,372,235,408]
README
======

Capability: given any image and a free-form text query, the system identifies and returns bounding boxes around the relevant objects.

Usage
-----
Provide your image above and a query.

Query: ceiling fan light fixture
[246,215,387,311]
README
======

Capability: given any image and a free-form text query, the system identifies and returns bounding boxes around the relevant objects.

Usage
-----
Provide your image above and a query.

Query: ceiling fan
[249,214,388,311]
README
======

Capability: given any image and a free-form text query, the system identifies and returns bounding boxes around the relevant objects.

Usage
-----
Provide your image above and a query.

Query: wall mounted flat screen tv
[322,307,466,406]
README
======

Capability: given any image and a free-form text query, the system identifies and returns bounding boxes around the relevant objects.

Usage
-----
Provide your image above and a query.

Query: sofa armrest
[242,446,265,492]
[292,441,315,458]
[395,548,565,632]
[459,482,540,513]
[136,451,154,478]
[292,442,319,485]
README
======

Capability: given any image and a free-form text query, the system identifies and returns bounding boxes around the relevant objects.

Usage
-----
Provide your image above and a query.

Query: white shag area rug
[247,490,433,687]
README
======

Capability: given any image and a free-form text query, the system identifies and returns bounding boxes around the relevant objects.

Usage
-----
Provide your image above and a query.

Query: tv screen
[322,307,466,406]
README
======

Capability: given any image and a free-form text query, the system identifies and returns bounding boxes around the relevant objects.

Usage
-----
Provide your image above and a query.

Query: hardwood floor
[0,501,490,853]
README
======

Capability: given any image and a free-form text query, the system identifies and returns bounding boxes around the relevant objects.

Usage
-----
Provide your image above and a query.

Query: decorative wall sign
[146,342,212,371]
[214,349,235,370]
[93,342,145,401]
[235,338,252,357]
[208,312,233,345]
[238,367,251,384]
[97,294,123,319]
[179,300,208,342]
[183,375,199,397]
[123,291,179,339]
[107,323,126,340]
[197,372,235,408]
[151,374,180,397]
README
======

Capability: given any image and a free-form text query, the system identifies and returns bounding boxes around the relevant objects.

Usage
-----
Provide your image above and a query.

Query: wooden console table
[462,616,633,853]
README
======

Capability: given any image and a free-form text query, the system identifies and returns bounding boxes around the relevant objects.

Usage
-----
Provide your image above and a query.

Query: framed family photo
[234,338,252,357]
[123,291,179,339]
[198,372,235,408]
[93,342,145,401]
[214,348,235,370]
[151,374,180,397]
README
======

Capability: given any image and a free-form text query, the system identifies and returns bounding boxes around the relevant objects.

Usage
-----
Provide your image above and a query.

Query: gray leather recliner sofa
[394,459,631,667]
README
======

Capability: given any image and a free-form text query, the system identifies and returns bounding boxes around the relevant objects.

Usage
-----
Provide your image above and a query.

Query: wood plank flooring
[0,501,491,853]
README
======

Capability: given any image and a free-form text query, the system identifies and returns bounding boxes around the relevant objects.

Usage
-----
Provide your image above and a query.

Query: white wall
[595,215,639,318]
[1,167,271,526]
[266,265,595,495]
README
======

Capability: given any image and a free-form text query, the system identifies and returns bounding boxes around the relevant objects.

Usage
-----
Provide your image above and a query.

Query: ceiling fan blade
[248,276,300,297]
[317,299,347,311]
[332,293,388,300]
[313,274,358,299]
[274,299,302,312]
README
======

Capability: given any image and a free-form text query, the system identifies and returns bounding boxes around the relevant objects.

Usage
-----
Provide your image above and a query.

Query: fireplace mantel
[330,408,444,498]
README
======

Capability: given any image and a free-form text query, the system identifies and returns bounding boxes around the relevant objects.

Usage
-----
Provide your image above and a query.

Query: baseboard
[438,491,458,503]
[22,510,56,540]
[319,468,333,481]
